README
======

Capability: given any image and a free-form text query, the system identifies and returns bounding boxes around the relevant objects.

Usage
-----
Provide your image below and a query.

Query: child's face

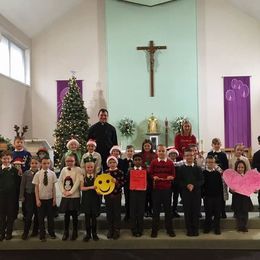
[133,157,142,168]
[237,163,246,175]
[41,159,51,170]
[1,155,12,166]
[206,158,215,170]
[30,159,39,170]
[157,146,166,160]
[235,145,243,157]
[143,143,152,152]
[14,139,24,150]
[168,152,177,161]
[69,142,78,151]
[184,151,194,164]
[38,151,47,159]
[191,146,199,155]
[111,149,120,158]
[108,159,117,170]
[87,144,95,153]
[65,156,75,168]
[85,162,95,174]
[126,148,134,158]
[212,142,221,151]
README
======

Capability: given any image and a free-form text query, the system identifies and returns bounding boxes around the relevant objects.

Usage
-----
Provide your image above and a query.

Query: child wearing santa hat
[81,139,102,175]
[109,145,124,171]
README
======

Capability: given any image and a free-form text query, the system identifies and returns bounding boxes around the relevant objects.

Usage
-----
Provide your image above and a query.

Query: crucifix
[137,40,167,97]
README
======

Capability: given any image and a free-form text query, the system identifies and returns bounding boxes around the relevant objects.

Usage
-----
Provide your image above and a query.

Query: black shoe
[186,231,193,237]
[5,234,12,240]
[70,230,78,241]
[21,232,28,240]
[192,230,199,236]
[62,230,69,241]
[241,227,248,232]
[203,228,210,234]
[83,234,91,242]
[0,235,4,241]
[167,230,176,237]
[172,211,180,218]
[214,228,221,235]
[135,233,142,237]
[221,213,227,219]
[40,236,46,242]
[49,233,56,239]
[107,230,113,239]
[113,230,120,240]
[151,230,158,238]
[92,233,99,241]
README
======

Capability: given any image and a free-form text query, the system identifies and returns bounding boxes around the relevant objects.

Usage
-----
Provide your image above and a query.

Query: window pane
[0,36,10,76]
[10,42,25,82]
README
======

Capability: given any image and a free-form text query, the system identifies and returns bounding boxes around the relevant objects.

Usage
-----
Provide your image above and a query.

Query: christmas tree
[53,76,89,167]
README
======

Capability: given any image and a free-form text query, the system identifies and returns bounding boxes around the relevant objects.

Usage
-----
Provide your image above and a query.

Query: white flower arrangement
[171,116,188,134]
[117,118,135,137]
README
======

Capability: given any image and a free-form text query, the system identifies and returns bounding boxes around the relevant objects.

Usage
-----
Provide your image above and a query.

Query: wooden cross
[137,40,167,97]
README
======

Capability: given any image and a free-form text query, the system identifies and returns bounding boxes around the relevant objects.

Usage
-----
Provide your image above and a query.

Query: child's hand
[153,176,160,181]
[187,184,194,192]
[111,178,116,183]
[167,176,174,181]
[36,200,41,208]
[52,198,56,207]
[94,186,97,190]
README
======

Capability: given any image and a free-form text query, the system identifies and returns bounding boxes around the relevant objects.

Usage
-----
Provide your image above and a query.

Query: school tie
[43,171,48,186]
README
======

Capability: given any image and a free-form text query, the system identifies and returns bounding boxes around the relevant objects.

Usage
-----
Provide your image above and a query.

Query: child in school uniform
[32,157,57,242]
[202,155,223,235]
[150,145,176,238]
[80,157,101,242]
[80,139,102,174]
[129,153,146,237]
[178,148,204,237]
[20,156,40,240]
[229,143,251,171]
[110,145,124,170]
[122,145,135,222]
[207,138,229,218]
[230,160,253,232]
[104,156,126,240]
[140,139,157,218]
[0,151,20,241]
[59,154,82,241]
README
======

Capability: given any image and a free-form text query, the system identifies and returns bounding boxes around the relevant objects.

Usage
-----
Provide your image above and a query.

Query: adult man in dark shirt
[87,109,118,171]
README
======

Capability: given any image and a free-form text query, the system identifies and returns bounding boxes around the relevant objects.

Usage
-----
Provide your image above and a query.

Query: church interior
[1,0,260,259]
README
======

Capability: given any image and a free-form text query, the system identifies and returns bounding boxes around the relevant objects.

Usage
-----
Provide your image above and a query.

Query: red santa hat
[87,139,97,147]
[109,145,122,155]
[66,139,80,149]
[106,155,118,166]
[167,146,179,157]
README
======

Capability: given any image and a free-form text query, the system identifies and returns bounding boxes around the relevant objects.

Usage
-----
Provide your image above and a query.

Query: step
[1,229,260,250]
[13,212,260,230]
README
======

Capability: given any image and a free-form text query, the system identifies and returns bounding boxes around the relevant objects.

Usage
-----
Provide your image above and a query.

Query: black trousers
[152,189,173,232]
[105,194,121,231]
[124,187,130,219]
[64,210,78,231]
[130,190,146,233]
[182,190,201,233]
[235,210,249,229]
[24,193,38,234]
[0,215,15,236]
[204,196,221,230]
[145,183,153,214]
[38,199,55,238]
[85,213,97,234]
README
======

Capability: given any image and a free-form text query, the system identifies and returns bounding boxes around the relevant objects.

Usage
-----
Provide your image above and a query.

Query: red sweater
[174,134,197,158]
[140,151,157,172]
[149,158,175,190]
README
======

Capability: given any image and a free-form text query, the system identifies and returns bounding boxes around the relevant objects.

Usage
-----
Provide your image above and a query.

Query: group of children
[0,133,259,242]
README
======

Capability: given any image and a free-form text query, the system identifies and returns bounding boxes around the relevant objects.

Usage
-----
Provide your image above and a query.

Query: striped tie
[43,171,48,186]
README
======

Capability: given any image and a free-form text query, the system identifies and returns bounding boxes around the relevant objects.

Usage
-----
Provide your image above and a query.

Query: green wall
[105,0,198,148]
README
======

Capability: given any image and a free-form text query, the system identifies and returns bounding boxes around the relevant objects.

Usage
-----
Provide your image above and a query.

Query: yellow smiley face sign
[94,174,115,195]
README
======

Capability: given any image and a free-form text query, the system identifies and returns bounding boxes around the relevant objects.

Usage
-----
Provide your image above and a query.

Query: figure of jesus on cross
[137,40,167,97]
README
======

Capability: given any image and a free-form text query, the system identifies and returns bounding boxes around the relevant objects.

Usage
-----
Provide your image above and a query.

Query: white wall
[0,14,32,140]
[197,0,260,154]
[31,0,106,145]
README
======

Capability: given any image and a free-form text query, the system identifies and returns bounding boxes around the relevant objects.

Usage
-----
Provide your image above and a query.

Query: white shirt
[157,158,167,162]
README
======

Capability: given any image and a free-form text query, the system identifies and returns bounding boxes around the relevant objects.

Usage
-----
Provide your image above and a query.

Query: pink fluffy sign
[223,169,260,197]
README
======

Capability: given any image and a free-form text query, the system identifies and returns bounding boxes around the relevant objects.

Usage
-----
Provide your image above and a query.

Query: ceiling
[0,0,260,39]
[0,0,83,38]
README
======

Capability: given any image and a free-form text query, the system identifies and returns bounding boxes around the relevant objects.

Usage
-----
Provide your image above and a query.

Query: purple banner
[224,76,251,148]
[57,80,83,120]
